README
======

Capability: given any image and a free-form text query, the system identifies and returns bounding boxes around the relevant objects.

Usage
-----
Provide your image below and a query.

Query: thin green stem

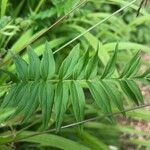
[1,76,148,90]
[2,103,150,144]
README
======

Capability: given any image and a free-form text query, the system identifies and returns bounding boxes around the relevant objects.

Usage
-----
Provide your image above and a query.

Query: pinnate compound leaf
[70,81,85,122]
[55,82,69,130]
[59,44,80,79]
[38,81,54,128]
[1,42,146,128]
[27,46,40,80]
[40,42,55,80]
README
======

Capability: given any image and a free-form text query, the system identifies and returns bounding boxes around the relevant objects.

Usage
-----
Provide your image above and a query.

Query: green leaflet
[125,57,141,78]
[69,25,110,66]
[13,84,29,106]
[21,82,39,123]
[1,83,24,107]
[120,51,141,78]
[27,46,40,80]
[12,83,31,117]
[88,81,112,113]
[59,44,80,79]
[14,55,28,81]
[119,80,143,105]
[63,0,80,15]
[52,0,80,16]
[101,81,125,116]
[55,82,69,130]
[0,108,16,123]
[1,84,17,107]
[0,69,18,82]
[146,74,150,80]
[70,81,85,122]
[138,67,150,78]
[85,51,98,79]
[3,83,30,120]
[73,50,89,79]
[101,44,118,79]
[38,81,54,128]
[126,80,143,104]
[40,42,55,80]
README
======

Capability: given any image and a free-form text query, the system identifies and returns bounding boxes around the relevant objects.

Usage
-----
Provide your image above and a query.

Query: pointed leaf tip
[40,42,55,80]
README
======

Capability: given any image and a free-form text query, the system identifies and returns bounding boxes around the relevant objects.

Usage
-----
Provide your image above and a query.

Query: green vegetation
[0,0,150,149]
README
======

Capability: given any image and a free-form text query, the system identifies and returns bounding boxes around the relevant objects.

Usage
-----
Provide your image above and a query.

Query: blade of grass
[34,0,45,13]
[1,0,8,17]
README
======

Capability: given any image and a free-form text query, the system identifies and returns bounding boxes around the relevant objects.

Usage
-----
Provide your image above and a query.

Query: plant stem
[2,103,150,144]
